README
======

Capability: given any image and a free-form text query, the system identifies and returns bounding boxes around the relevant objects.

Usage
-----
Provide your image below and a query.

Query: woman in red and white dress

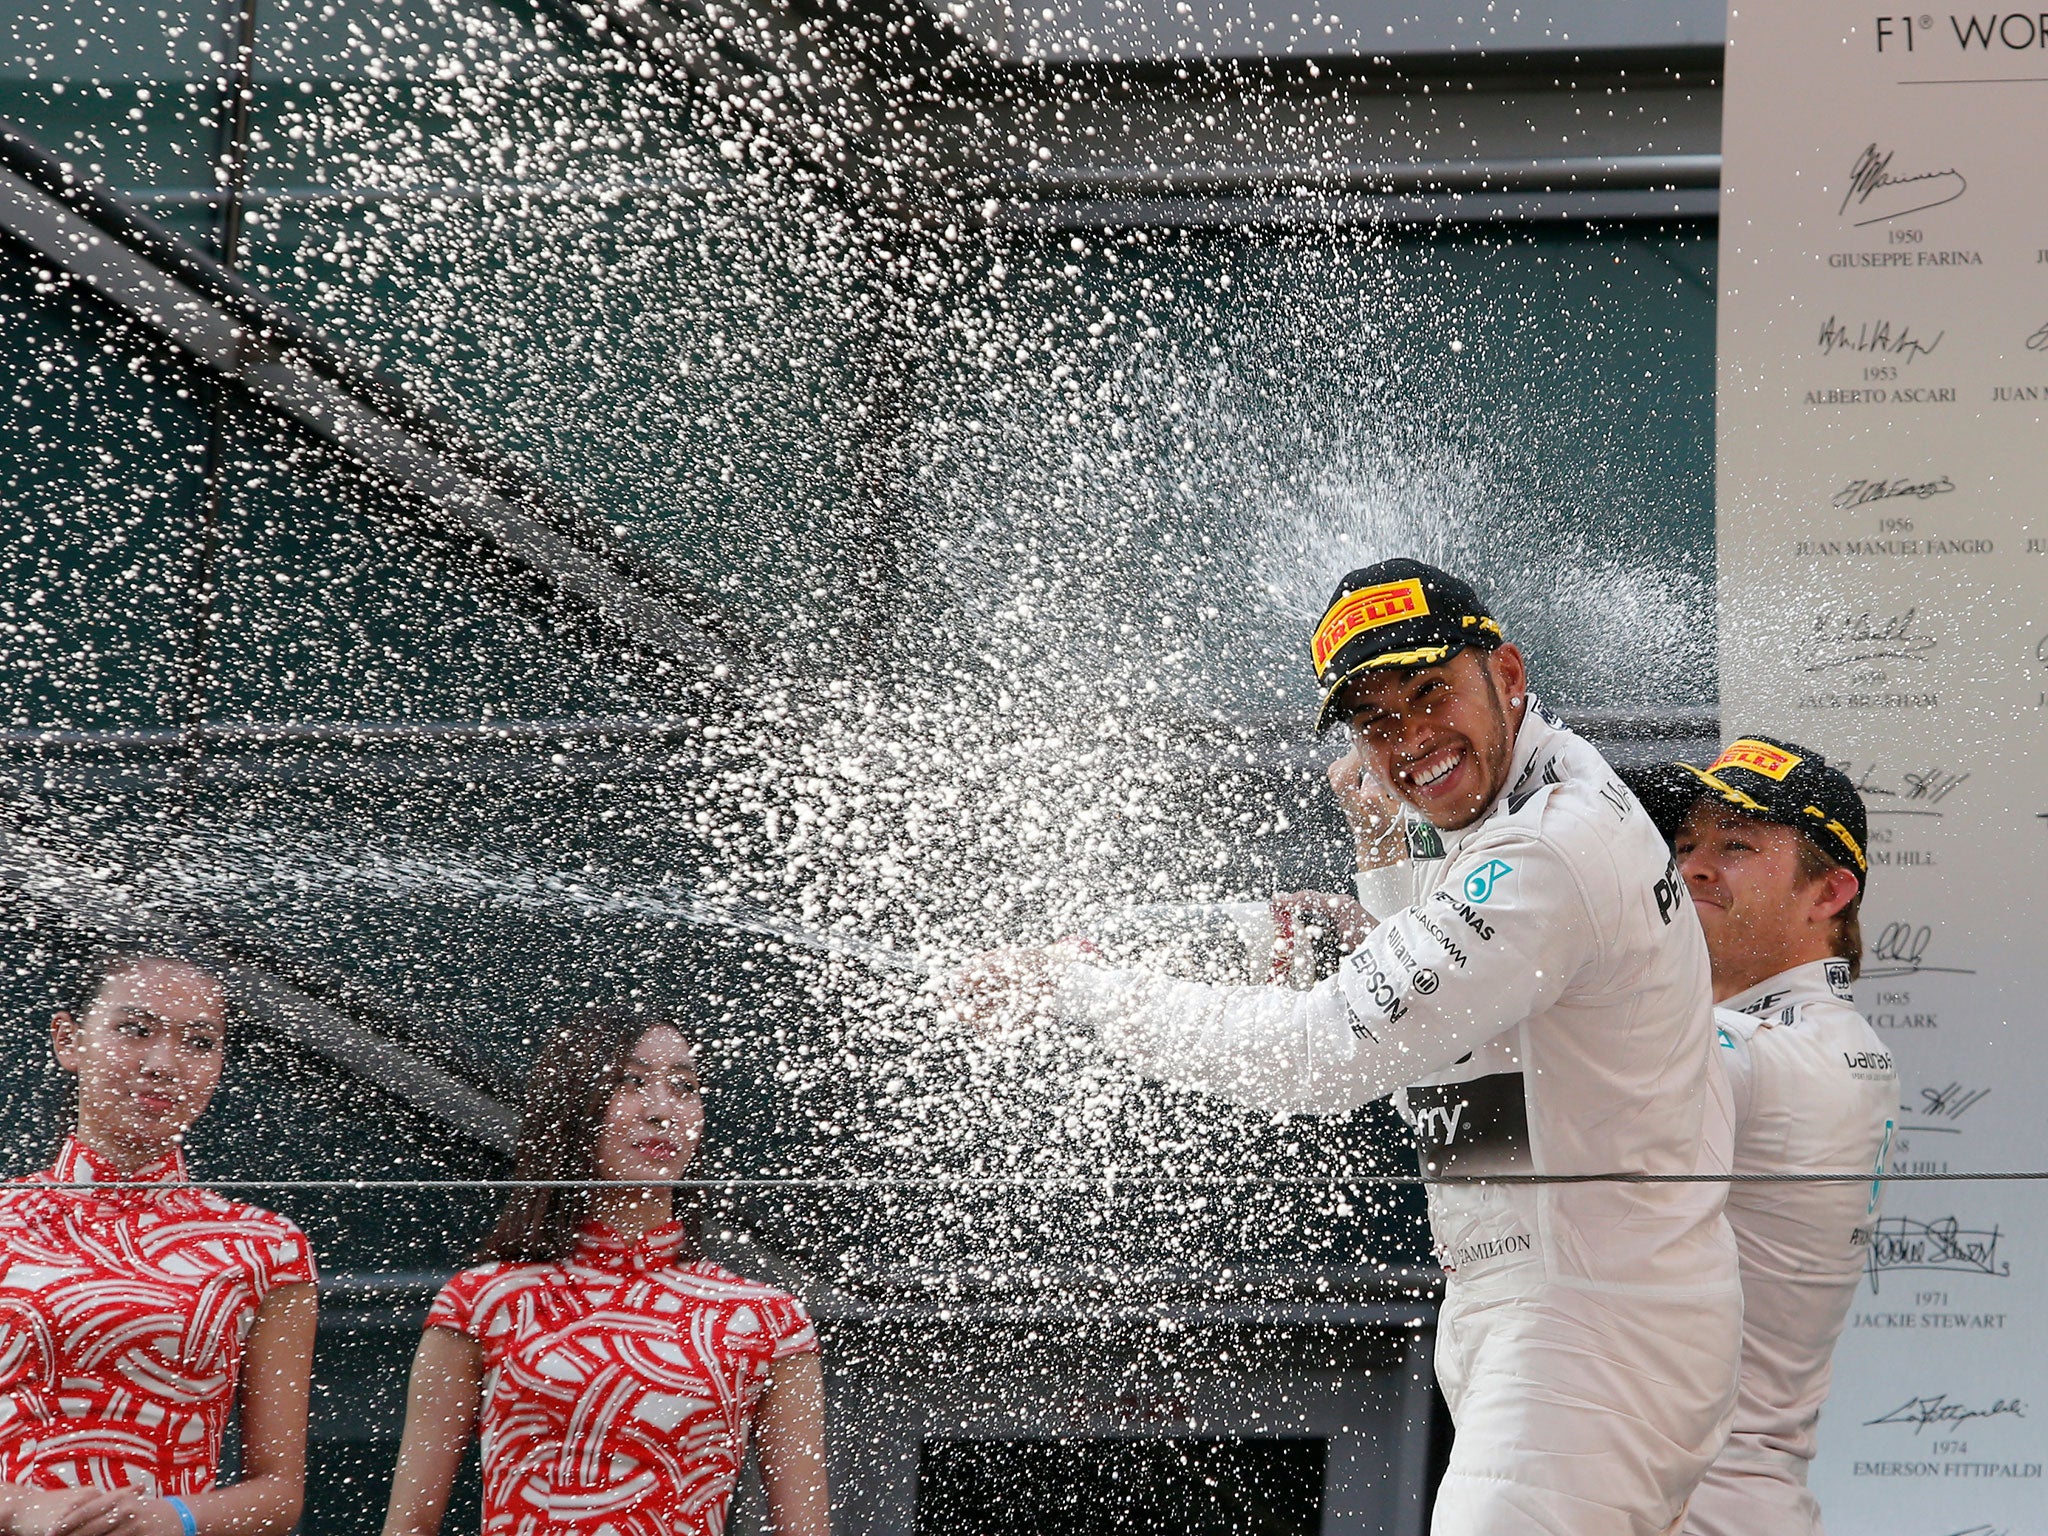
[382,1009,827,1536]
[0,951,318,1536]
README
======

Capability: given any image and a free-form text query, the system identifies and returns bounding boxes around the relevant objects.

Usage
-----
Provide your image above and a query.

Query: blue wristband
[165,1496,198,1536]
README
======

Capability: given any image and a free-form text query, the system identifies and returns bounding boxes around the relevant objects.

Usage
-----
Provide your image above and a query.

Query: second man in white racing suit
[1630,738,1896,1536]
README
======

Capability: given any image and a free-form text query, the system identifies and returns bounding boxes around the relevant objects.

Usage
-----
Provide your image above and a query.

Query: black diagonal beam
[0,122,741,670]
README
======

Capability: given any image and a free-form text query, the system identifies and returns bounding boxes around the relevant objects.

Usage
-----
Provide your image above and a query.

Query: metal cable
[0,1170,2029,1192]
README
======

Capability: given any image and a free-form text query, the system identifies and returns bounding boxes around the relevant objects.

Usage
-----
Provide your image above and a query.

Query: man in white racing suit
[1629,738,1895,1536]
[952,560,1741,1536]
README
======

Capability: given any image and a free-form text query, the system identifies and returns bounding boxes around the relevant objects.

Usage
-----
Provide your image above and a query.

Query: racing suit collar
[1435,693,1563,861]
[1722,960,1857,1018]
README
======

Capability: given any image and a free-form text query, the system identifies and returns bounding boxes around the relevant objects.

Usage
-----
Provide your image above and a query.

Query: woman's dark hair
[478,1007,701,1265]
[66,947,222,1017]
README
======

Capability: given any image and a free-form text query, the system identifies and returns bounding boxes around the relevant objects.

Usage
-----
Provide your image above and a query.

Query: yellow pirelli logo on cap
[1312,579,1428,677]
[1710,739,1803,781]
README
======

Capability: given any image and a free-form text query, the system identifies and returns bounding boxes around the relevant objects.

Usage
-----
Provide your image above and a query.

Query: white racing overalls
[1058,702,1741,1535]
[1683,962,1896,1536]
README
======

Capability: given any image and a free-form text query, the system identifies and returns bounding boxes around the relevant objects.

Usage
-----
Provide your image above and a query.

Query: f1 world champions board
[1717,3,2048,1526]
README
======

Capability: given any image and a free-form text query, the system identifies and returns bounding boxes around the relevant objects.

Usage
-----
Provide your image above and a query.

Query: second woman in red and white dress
[381,1008,828,1536]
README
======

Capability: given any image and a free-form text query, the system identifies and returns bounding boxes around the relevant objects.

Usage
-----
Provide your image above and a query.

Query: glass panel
[0,260,210,729]
[235,0,876,623]
[1,1,222,198]
[3,5,1725,1532]
[896,221,1718,731]
[206,403,682,724]
[916,1437,1328,1535]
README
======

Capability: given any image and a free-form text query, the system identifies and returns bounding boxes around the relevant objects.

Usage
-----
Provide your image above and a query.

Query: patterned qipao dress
[0,1137,317,1497]
[428,1222,817,1536]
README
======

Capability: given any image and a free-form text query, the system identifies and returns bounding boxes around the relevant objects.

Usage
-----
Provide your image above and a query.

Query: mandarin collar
[574,1220,689,1272]
[1723,960,1858,1019]
[50,1134,189,1187]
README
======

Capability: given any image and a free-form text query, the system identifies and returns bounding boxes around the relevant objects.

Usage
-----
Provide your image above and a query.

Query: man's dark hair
[478,1007,703,1265]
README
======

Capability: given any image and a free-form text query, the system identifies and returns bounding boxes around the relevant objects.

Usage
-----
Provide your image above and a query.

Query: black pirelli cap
[1678,735,1870,879]
[1309,559,1504,734]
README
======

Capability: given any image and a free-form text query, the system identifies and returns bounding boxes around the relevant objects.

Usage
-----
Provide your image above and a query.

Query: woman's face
[52,957,227,1167]
[592,1026,705,1184]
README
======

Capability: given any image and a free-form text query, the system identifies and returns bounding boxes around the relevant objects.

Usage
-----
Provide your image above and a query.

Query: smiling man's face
[1339,644,1528,831]
[1674,801,1859,1000]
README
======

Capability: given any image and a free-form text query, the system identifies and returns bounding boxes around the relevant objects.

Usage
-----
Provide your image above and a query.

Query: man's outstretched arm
[1054,824,1597,1115]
